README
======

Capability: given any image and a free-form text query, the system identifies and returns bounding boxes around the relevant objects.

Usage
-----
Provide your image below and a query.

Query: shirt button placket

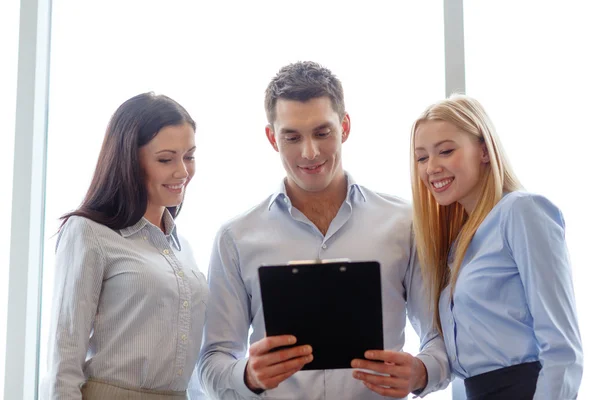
[318,242,327,259]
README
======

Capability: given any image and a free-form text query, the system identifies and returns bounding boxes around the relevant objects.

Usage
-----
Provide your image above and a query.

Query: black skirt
[464,361,542,400]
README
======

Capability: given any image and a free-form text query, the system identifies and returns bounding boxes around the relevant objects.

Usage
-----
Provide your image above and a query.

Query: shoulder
[355,186,413,226]
[357,185,412,211]
[498,191,563,221]
[57,215,115,252]
[497,191,565,236]
[59,215,100,239]
[213,195,273,240]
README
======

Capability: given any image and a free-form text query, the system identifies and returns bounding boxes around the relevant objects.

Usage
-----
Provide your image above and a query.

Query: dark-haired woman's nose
[173,160,189,179]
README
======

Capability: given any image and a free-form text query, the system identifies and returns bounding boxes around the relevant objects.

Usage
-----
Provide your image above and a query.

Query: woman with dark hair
[43,92,208,400]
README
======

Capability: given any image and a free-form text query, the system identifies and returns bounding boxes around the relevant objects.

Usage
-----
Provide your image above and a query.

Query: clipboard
[258,260,383,370]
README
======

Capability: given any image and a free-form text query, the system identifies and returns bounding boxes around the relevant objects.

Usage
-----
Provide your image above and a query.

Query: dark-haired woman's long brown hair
[60,92,196,230]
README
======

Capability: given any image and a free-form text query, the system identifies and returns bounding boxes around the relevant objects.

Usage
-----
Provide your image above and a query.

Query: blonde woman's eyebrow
[415,139,456,151]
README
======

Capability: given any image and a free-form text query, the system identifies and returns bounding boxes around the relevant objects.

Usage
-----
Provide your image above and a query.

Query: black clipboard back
[258,260,383,370]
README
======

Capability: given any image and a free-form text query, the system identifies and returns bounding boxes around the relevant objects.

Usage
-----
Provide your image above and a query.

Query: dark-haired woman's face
[139,123,196,218]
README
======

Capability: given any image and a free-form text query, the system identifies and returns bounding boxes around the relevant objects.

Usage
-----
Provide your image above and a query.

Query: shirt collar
[267,171,366,211]
[119,218,147,238]
[119,210,181,250]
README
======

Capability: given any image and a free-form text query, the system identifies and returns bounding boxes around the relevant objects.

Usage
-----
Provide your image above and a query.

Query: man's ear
[266,125,278,152]
[341,113,351,143]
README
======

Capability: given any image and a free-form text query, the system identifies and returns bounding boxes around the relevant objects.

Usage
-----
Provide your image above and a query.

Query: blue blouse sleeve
[503,194,583,399]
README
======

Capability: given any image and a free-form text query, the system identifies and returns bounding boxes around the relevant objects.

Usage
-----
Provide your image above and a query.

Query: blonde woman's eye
[440,149,454,156]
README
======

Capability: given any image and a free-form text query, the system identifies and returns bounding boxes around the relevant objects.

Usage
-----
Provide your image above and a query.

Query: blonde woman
[410,95,583,399]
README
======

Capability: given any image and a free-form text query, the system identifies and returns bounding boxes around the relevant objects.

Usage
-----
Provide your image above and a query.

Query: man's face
[266,97,350,196]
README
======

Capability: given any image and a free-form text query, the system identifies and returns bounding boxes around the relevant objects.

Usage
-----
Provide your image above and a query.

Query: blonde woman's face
[414,120,489,214]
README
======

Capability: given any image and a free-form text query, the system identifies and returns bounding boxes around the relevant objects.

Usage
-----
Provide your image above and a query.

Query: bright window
[38,1,451,399]
[0,0,20,395]
[464,1,599,397]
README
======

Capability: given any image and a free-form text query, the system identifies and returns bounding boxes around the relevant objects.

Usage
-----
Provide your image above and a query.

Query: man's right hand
[244,335,313,391]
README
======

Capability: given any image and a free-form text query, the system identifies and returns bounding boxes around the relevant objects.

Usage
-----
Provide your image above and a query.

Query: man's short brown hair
[264,61,346,125]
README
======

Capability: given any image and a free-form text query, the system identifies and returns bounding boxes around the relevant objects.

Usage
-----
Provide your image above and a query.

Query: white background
[2,1,597,399]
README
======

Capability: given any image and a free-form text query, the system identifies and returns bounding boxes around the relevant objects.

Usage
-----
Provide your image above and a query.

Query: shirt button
[143,236,147,240]
[163,249,170,255]
[322,244,327,249]
[283,198,289,203]
[177,368,183,376]
[183,301,189,308]
[181,334,187,341]
[177,271,184,277]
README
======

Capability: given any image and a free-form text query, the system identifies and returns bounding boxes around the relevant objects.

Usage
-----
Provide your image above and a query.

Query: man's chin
[300,182,330,193]
[289,180,324,194]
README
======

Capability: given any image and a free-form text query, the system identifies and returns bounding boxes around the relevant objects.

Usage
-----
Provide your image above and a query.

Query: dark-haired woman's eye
[158,159,171,164]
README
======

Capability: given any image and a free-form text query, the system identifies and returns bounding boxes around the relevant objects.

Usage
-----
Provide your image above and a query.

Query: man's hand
[351,350,428,398]
[244,335,313,391]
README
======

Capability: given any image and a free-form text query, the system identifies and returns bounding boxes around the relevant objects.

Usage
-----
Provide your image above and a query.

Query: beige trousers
[81,379,187,400]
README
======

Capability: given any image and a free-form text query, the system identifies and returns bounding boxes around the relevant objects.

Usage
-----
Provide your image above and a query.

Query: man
[198,61,450,399]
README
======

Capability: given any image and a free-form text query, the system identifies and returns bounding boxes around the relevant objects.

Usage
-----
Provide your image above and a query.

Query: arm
[198,229,311,399]
[505,195,583,400]
[198,228,255,399]
[351,228,451,397]
[45,218,105,400]
[403,229,451,396]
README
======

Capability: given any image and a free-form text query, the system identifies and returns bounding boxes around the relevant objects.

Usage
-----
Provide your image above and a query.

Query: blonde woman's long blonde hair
[410,94,522,335]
